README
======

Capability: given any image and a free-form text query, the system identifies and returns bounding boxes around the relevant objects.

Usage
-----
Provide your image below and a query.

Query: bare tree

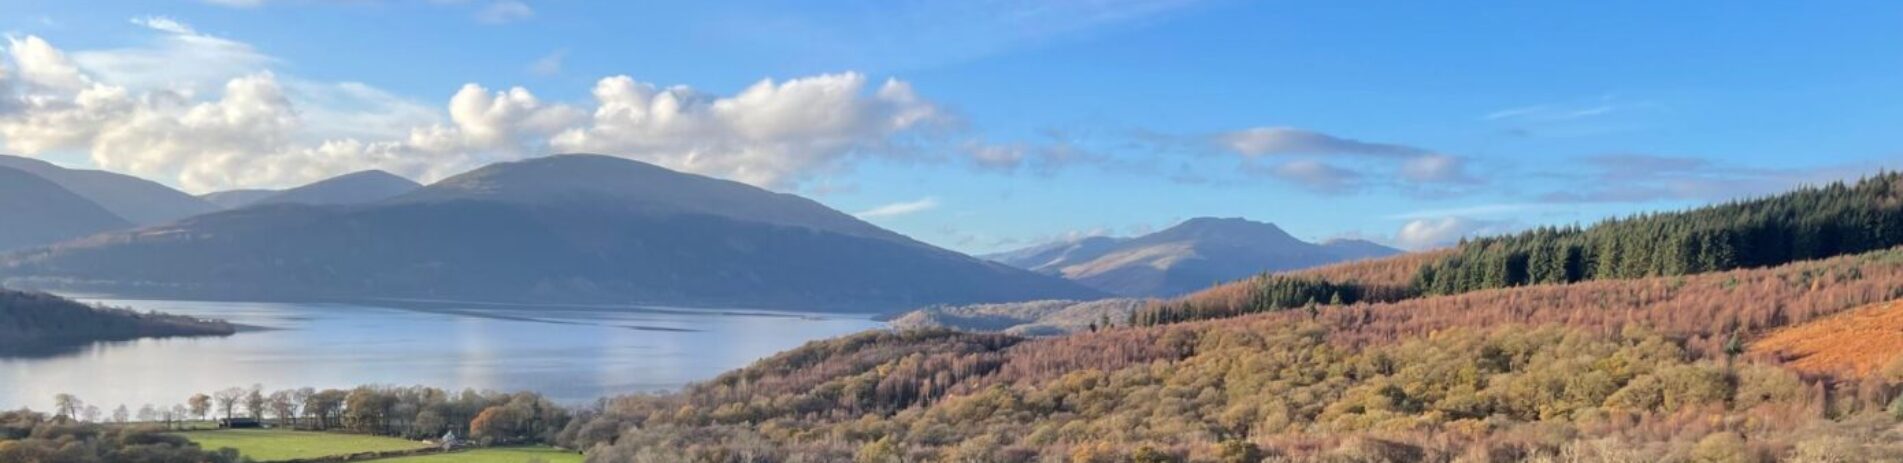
[214,387,246,421]
[81,404,101,423]
[137,404,158,423]
[245,385,267,420]
[170,404,190,430]
[269,390,300,427]
[112,404,129,424]
[53,393,81,421]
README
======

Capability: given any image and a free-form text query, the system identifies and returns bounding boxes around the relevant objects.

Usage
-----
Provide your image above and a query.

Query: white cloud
[855,197,939,219]
[75,17,276,94]
[0,28,948,193]
[1395,217,1509,250]
[476,1,535,24]
[1256,159,1359,193]
[528,49,565,77]
[549,72,943,189]
[1217,126,1473,192]
[1221,127,1424,158]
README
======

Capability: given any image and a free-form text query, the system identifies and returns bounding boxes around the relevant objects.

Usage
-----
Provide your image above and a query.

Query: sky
[1,1,1900,254]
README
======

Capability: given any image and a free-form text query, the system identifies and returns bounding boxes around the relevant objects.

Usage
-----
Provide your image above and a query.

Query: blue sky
[2,1,1900,253]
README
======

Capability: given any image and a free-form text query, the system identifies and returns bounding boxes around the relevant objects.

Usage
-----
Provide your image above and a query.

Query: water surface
[0,297,882,411]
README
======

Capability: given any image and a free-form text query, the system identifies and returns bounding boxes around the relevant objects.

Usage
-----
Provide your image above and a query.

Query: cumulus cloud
[1395,217,1508,250]
[0,28,948,193]
[855,197,939,219]
[548,73,942,188]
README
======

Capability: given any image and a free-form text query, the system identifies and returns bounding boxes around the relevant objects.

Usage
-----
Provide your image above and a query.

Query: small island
[0,289,238,355]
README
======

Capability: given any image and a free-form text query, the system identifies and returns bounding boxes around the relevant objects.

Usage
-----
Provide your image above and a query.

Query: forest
[548,246,1903,462]
[1413,172,1903,295]
[0,289,236,352]
[1135,173,1903,327]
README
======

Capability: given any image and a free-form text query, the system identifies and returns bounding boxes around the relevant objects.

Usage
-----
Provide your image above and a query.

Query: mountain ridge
[985,217,1402,296]
[0,154,1101,312]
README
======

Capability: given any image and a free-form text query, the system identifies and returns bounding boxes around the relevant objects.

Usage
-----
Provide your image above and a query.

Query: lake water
[0,297,883,411]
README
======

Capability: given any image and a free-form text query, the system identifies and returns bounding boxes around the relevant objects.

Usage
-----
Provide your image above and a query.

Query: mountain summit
[0,154,1100,311]
[985,217,1401,297]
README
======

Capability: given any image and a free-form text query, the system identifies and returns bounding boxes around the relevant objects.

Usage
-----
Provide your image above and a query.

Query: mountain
[987,217,1401,297]
[981,236,1126,274]
[0,166,133,252]
[199,189,280,209]
[250,170,421,207]
[0,154,1101,311]
[0,155,217,225]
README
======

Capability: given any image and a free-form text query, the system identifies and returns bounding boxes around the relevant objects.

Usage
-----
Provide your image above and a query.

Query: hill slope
[0,166,132,252]
[0,289,235,353]
[988,218,1400,297]
[0,154,1100,311]
[251,170,421,207]
[199,189,279,209]
[0,155,217,225]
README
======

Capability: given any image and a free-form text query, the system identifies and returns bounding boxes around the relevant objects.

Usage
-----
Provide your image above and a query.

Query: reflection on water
[0,297,883,411]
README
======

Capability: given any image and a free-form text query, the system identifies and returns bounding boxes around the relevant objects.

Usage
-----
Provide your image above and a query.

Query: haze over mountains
[0,166,131,253]
[0,154,1101,311]
[0,155,218,225]
[201,170,421,210]
[985,217,1401,296]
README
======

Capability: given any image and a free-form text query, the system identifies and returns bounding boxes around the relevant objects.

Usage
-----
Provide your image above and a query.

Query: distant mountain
[981,236,1126,274]
[0,155,217,225]
[250,170,420,207]
[0,154,1102,312]
[199,189,279,209]
[0,166,132,252]
[987,217,1402,297]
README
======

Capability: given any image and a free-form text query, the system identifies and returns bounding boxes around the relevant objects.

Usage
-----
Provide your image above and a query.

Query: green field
[371,446,583,463]
[180,429,431,461]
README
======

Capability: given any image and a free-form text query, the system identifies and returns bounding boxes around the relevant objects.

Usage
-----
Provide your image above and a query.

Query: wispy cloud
[855,197,940,219]
[528,49,565,76]
[476,1,535,24]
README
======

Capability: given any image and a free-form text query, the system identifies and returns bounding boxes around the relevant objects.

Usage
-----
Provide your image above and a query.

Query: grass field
[180,429,430,461]
[370,446,583,462]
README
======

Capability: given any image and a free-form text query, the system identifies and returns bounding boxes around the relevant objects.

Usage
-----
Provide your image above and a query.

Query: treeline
[39,385,570,446]
[0,289,235,350]
[1416,172,1903,294]
[0,409,241,462]
[1133,275,1371,326]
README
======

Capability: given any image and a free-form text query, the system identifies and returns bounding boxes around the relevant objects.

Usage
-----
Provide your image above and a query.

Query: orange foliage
[1751,299,1903,378]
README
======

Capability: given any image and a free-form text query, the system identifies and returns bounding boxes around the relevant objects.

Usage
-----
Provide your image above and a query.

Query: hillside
[556,245,1903,461]
[249,170,421,207]
[0,166,132,252]
[199,189,279,209]
[0,155,217,225]
[0,289,236,353]
[1751,300,1903,378]
[0,154,1101,311]
[986,218,1401,297]
[885,298,1146,336]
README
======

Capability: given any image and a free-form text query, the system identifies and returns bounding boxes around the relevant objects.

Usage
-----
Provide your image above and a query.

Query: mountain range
[0,154,1101,311]
[199,170,421,210]
[0,155,218,225]
[0,166,132,252]
[983,217,1401,296]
